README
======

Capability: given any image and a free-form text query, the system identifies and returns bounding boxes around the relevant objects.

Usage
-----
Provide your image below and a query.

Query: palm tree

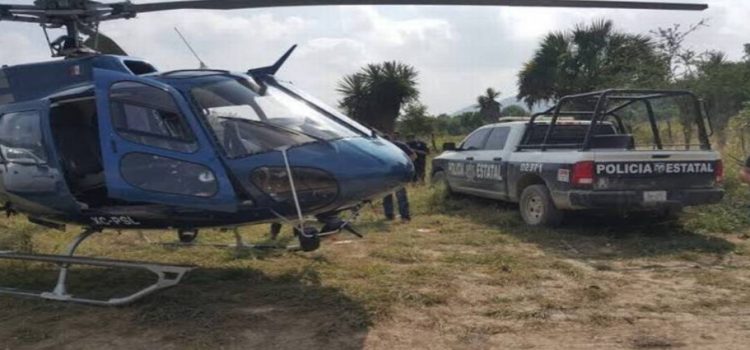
[517,20,667,109]
[338,61,419,133]
[477,88,502,123]
[337,73,370,121]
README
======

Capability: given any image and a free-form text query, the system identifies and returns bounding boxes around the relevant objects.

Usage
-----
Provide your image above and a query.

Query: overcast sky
[1,0,748,114]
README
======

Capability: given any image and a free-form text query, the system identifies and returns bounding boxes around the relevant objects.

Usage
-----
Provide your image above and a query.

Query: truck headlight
[250,167,338,210]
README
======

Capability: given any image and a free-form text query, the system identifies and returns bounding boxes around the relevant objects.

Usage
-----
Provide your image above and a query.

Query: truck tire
[431,170,453,195]
[520,185,563,227]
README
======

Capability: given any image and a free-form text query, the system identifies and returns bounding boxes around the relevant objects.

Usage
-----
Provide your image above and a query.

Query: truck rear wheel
[520,185,563,227]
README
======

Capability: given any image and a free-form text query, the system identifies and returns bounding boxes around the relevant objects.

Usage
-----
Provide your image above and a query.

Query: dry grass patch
[2,184,750,349]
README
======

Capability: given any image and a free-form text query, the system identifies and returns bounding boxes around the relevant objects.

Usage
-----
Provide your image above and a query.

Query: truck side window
[484,127,510,150]
[461,128,490,150]
[109,81,197,153]
[0,111,47,164]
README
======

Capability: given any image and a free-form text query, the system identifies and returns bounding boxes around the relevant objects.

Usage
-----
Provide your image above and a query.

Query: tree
[517,19,667,108]
[650,20,707,82]
[337,73,370,122]
[477,88,502,123]
[501,105,529,117]
[651,20,708,147]
[433,113,462,136]
[337,61,419,133]
[398,102,434,137]
[456,112,485,133]
[689,51,750,147]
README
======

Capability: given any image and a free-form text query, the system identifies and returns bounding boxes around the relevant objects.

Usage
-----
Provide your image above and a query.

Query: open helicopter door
[93,69,237,212]
[0,99,82,216]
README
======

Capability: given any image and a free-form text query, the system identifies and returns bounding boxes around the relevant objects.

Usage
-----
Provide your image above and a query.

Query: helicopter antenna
[174,27,208,69]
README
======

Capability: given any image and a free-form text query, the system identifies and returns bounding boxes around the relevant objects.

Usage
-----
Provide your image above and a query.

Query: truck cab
[432,90,724,226]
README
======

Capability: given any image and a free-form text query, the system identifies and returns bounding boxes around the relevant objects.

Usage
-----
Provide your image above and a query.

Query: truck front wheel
[431,170,453,195]
[520,185,563,227]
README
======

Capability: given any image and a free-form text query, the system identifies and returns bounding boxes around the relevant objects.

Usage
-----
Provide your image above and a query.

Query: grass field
[2,170,750,349]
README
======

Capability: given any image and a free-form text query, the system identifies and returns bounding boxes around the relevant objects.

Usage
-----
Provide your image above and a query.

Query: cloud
[339,6,454,48]
[1,1,748,115]
[274,6,461,113]
[99,11,312,71]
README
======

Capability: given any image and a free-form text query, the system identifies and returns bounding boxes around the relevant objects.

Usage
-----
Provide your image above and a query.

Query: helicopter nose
[241,137,414,212]
[329,137,415,202]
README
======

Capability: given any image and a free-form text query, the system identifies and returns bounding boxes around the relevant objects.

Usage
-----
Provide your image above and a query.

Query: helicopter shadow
[0,266,369,350]
[433,193,735,261]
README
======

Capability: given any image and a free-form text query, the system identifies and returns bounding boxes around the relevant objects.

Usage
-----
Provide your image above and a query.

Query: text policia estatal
[595,162,715,176]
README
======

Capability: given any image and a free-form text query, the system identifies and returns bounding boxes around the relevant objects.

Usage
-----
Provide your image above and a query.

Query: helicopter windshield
[191,77,359,158]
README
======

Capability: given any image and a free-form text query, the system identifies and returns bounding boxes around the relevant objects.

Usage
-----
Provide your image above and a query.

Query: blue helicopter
[0,0,706,305]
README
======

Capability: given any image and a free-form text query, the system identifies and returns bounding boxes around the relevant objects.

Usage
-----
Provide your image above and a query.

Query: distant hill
[450,96,552,116]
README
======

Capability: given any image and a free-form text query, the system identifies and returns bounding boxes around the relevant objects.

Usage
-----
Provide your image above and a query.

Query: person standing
[383,134,415,222]
[406,134,430,183]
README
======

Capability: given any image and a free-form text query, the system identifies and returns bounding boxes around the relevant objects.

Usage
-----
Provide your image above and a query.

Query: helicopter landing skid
[155,217,362,252]
[0,228,194,306]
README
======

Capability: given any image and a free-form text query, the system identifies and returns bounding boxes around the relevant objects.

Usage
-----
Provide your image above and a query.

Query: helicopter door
[0,101,81,215]
[93,69,237,212]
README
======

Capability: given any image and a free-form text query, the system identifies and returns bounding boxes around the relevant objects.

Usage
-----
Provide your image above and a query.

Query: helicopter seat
[59,126,104,192]
[52,105,105,194]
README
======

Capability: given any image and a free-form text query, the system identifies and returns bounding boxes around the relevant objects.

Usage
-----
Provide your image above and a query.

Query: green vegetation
[339,19,750,158]
[501,104,529,117]
[2,154,750,348]
[337,61,419,133]
[2,17,750,350]
[517,19,667,108]
[476,88,502,124]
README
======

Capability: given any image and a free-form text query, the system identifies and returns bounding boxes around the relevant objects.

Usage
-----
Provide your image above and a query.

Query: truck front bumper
[553,188,724,210]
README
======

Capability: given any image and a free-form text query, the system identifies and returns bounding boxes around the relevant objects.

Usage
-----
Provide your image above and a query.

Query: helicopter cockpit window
[109,82,197,153]
[191,77,359,158]
[0,111,47,165]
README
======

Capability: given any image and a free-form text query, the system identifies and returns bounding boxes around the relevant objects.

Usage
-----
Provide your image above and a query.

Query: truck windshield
[191,77,359,158]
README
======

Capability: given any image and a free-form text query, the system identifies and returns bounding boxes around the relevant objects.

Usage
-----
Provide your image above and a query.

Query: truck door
[467,126,511,198]
[93,69,237,212]
[448,128,490,191]
[0,102,81,215]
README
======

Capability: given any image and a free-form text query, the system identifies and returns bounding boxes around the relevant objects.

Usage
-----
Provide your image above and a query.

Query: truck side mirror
[443,142,456,151]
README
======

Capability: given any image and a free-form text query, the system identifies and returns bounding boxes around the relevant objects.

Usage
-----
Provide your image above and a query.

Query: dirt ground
[2,189,750,349]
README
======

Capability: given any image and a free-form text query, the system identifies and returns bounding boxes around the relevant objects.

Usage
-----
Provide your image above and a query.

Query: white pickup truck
[431,90,724,226]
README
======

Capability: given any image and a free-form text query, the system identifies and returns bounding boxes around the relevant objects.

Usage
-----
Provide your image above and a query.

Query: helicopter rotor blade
[128,0,708,13]
[0,3,42,22]
[0,0,710,25]
[0,4,39,11]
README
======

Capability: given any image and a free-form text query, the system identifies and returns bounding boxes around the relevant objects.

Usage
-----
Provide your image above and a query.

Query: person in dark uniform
[383,134,415,222]
[406,134,430,183]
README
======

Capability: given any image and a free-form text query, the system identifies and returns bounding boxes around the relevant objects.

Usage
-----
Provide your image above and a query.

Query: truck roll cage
[519,89,712,151]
